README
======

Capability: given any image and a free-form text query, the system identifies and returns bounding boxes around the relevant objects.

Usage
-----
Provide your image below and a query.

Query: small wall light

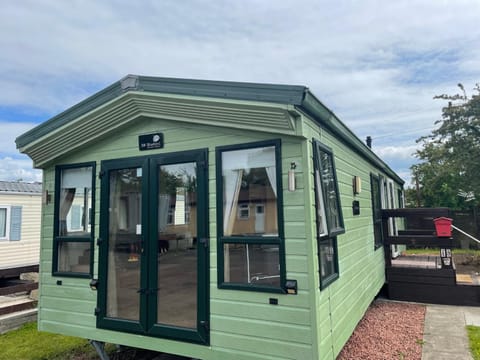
[353,176,361,195]
[89,279,99,291]
[288,162,296,192]
[285,279,298,295]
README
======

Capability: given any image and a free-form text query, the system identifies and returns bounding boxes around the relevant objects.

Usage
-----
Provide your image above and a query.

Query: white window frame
[0,205,11,241]
[237,203,250,219]
[167,204,175,225]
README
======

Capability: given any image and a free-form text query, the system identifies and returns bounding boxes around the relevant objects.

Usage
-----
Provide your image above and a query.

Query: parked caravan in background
[16,76,404,360]
[0,181,41,277]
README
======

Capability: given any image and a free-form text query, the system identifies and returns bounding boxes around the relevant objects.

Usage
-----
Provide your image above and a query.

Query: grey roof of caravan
[0,181,42,194]
[15,75,404,185]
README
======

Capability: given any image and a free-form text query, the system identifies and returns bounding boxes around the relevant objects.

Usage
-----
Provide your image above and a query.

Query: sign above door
[139,133,164,151]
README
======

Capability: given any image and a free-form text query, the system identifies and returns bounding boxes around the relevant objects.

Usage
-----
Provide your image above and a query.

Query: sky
[1,0,479,185]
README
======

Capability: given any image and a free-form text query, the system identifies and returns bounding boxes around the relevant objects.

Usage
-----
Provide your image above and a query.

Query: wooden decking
[392,255,441,269]
[383,208,480,306]
[456,273,477,285]
[0,295,37,334]
[0,265,39,280]
[0,269,39,333]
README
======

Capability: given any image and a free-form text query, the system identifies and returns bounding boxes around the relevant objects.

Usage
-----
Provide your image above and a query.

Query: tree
[410,83,480,209]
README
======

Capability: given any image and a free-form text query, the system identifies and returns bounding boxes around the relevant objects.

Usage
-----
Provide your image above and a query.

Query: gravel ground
[338,299,426,360]
[84,299,426,360]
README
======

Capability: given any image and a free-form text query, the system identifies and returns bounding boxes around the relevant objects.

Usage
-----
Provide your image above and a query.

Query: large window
[216,140,285,292]
[53,163,95,277]
[313,140,344,289]
[370,173,383,249]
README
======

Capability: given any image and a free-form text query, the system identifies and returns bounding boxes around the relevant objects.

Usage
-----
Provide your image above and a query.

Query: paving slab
[422,304,475,360]
[464,307,480,326]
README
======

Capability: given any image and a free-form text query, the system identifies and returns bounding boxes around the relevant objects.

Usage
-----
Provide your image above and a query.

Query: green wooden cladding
[22,77,404,360]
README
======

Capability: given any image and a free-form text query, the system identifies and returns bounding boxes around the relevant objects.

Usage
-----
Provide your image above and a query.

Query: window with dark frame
[313,139,344,289]
[370,173,383,249]
[53,163,95,277]
[216,139,285,293]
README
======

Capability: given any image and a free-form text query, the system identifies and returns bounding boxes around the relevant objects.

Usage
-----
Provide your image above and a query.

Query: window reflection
[319,151,341,232]
[157,163,197,329]
[222,146,278,237]
[313,140,343,288]
[219,142,283,290]
[319,239,336,279]
[224,243,280,286]
[57,242,90,273]
[54,164,94,277]
[107,168,142,321]
[58,166,92,236]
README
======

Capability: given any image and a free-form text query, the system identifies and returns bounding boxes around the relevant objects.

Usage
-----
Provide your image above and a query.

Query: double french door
[97,149,209,344]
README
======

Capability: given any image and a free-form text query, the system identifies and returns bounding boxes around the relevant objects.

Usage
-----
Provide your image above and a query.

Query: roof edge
[15,75,404,185]
[299,91,405,185]
[16,75,307,149]
[16,79,124,149]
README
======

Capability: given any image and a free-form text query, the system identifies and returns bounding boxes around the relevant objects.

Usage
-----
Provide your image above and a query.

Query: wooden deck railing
[380,207,480,306]
[381,207,452,267]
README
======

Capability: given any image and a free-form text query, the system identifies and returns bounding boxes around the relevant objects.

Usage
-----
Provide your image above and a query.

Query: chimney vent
[366,136,372,148]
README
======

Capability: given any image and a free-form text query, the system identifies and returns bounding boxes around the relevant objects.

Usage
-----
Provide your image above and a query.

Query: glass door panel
[106,167,142,321]
[157,162,197,328]
[98,150,208,344]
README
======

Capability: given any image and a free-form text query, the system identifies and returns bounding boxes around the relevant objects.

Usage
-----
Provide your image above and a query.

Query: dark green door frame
[96,149,209,344]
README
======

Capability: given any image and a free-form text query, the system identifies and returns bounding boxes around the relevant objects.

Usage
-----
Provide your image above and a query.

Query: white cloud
[0,0,480,180]
[0,156,41,182]
[396,169,415,187]
[0,121,39,155]
[0,121,42,181]
[374,144,420,161]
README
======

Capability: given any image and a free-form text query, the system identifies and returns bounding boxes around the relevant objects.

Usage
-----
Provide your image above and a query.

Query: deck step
[0,281,38,296]
[0,308,37,334]
[456,273,475,284]
[0,295,37,316]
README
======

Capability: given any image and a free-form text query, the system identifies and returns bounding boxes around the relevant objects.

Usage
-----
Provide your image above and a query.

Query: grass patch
[405,248,480,256]
[467,325,480,360]
[0,322,113,360]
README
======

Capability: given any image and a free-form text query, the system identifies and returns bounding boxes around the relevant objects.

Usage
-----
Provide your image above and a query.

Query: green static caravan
[16,75,404,360]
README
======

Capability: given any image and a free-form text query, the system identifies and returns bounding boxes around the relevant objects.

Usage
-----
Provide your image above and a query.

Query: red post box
[433,217,453,237]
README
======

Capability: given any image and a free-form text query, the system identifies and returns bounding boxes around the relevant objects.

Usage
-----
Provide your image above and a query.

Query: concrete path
[422,304,480,360]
